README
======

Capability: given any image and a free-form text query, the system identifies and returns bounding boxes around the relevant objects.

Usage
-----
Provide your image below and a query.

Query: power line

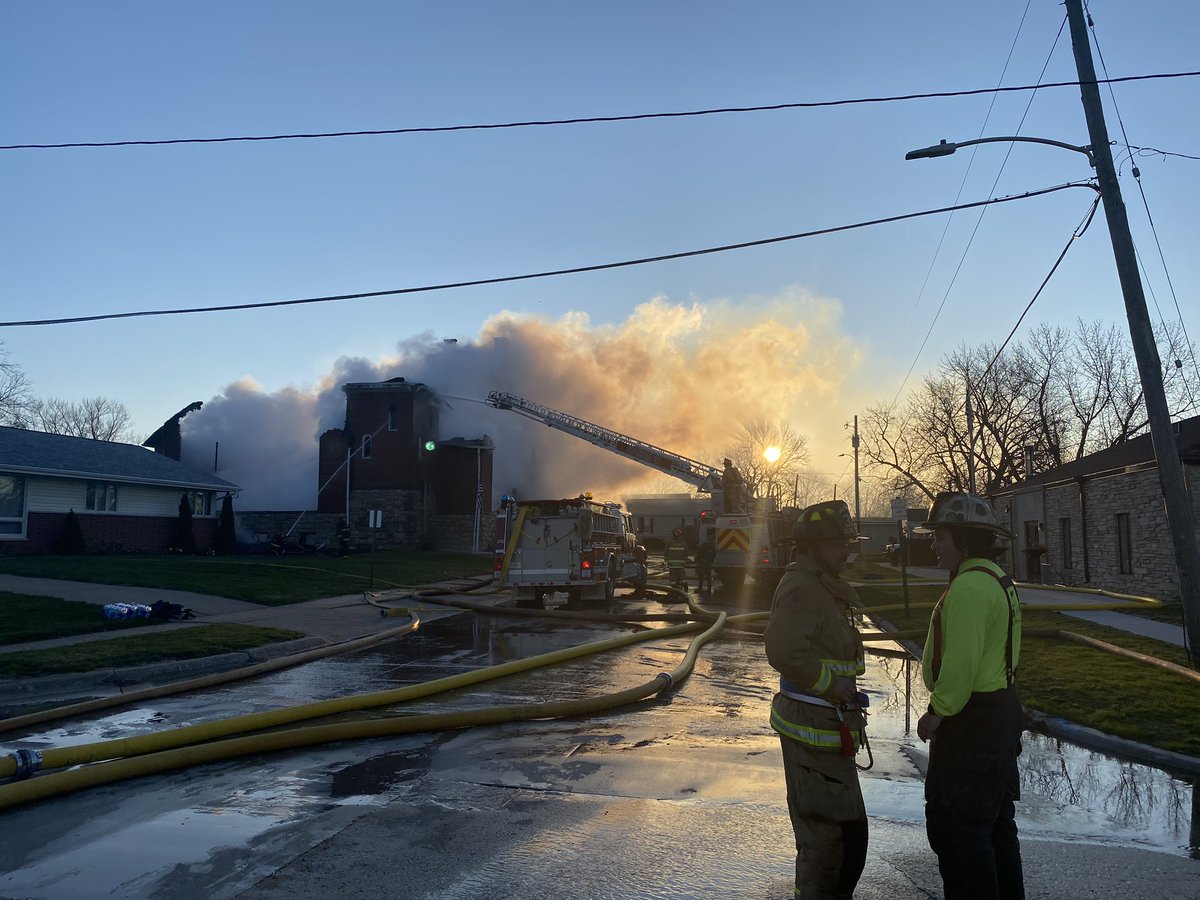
[3,72,1198,152]
[1087,10,1200,406]
[907,0,1042,322]
[0,181,1094,329]
[894,10,1068,405]
[1124,145,1200,163]
[980,194,1103,381]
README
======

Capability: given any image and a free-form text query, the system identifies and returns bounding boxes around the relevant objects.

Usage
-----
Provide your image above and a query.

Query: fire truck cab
[495,495,647,606]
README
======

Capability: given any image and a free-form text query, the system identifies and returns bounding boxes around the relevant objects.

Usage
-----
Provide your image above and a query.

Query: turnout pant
[779,736,867,899]
[925,684,1025,900]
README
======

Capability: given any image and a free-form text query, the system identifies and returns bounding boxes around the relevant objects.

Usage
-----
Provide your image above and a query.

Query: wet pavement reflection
[1,592,1196,899]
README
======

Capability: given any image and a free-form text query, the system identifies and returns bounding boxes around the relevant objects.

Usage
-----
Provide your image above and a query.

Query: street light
[905,136,1095,168]
[903,0,1200,663]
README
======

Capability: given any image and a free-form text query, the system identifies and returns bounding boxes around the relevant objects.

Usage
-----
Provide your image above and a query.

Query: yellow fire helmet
[793,499,867,545]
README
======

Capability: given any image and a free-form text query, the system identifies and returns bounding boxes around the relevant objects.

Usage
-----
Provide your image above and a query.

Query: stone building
[991,415,1200,601]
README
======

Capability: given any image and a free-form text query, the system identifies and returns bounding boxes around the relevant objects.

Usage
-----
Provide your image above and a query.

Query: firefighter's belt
[779,678,862,711]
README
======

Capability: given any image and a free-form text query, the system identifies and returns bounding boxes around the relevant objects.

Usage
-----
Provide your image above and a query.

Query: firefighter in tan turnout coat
[764,499,869,899]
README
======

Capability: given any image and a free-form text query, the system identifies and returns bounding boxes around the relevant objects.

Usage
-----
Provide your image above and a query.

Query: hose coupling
[656,672,674,691]
[12,748,43,779]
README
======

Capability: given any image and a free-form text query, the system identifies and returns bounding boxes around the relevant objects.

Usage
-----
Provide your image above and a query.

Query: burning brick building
[315,377,493,552]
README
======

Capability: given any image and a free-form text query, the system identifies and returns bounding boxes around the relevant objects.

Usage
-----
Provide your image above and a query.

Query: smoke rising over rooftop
[181,292,861,510]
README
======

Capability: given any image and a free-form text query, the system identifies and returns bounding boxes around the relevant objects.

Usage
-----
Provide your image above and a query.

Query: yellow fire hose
[1,571,1188,810]
[0,616,421,735]
[0,613,726,810]
[0,618,711,783]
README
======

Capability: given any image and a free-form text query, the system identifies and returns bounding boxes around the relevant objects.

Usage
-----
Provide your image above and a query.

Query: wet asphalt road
[1,593,1197,899]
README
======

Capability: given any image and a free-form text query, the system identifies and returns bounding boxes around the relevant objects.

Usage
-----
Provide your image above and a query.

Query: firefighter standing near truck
[764,499,868,899]
[915,491,1025,900]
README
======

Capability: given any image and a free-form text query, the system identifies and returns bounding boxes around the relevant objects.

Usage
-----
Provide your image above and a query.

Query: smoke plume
[181,291,862,510]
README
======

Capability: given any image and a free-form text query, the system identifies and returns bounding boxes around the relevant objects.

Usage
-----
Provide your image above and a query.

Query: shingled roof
[1000,414,1200,491]
[0,426,238,492]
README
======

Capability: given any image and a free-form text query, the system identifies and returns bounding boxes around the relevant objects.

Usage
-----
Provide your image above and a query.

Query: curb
[1024,710,1200,778]
[0,637,325,709]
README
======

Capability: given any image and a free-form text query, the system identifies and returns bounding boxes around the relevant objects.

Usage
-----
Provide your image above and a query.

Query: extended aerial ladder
[485,391,729,500]
[484,391,792,593]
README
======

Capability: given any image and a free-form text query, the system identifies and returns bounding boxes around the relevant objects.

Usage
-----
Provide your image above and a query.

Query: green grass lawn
[0,550,492,605]
[0,591,164,644]
[0,623,304,678]
[854,582,1200,757]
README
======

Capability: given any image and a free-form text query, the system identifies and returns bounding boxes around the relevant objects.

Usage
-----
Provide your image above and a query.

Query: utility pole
[964,375,977,494]
[1066,0,1200,662]
[852,415,861,532]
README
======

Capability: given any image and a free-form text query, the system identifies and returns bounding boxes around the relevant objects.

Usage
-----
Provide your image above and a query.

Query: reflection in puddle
[866,651,1197,856]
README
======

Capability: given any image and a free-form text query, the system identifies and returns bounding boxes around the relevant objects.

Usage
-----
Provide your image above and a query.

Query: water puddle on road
[1,600,1195,900]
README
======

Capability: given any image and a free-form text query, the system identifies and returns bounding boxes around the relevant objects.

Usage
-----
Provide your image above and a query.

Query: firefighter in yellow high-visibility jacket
[914,491,1024,900]
[764,499,869,899]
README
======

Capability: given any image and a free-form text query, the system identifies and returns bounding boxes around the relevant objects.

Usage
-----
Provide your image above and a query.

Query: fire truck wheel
[516,590,544,609]
[715,567,746,588]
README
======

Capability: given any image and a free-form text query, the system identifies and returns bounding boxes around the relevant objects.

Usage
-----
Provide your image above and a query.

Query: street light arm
[906,136,1095,167]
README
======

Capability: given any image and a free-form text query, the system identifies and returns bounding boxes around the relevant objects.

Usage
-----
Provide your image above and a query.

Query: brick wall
[3,511,218,555]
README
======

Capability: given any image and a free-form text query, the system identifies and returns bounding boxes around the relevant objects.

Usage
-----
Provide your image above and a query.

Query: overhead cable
[2,72,1197,151]
[894,9,1068,405]
[1087,10,1200,405]
[980,194,1104,381]
[0,181,1096,328]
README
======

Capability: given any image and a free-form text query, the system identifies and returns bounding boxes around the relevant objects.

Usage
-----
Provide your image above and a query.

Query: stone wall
[1041,464,1200,602]
[239,496,494,555]
[431,513,495,553]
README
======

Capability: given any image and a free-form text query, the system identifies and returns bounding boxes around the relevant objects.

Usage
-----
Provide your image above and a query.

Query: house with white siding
[991,415,1200,602]
[0,426,239,554]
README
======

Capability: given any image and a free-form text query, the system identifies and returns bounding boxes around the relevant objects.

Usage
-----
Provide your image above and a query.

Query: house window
[0,473,26,536]
[387,407,397,431]
[361,435,372,459]
[1116,513,1133,574]
[1059,517,1073,569]
[188,491,212,516]
[86,482,119,512]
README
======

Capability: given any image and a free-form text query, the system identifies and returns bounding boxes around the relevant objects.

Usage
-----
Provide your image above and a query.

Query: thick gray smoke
[181,293,861,510]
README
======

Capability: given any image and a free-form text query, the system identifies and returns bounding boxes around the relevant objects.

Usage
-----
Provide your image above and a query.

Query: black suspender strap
[961,565,1019,686]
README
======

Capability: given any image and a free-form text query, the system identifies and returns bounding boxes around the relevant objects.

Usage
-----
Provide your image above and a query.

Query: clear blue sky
[3,2,1198,506]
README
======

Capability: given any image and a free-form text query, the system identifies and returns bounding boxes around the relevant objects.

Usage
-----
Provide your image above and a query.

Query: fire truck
[485,391,796,591]
[494,494,647,606]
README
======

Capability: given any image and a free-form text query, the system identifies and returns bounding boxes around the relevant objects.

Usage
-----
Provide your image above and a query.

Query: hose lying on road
[0,613,726,809]
[0,615,421,735]
[0,616,713,784]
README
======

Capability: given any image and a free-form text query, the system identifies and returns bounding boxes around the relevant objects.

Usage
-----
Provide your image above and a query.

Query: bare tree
[31,396,135,442]
[0,343,35,427]
[859,319,1198,498]
[723,419,809,504]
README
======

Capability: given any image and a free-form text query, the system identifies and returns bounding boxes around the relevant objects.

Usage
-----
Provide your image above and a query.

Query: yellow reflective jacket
[922,557,1022,717]
[764,556,866,753]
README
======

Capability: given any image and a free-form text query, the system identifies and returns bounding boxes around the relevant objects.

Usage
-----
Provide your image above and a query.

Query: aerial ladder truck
[485,391,796,591]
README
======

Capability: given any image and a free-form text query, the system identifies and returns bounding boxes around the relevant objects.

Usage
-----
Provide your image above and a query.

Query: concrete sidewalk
[869,565,1189,647]
[0,573,495,709]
